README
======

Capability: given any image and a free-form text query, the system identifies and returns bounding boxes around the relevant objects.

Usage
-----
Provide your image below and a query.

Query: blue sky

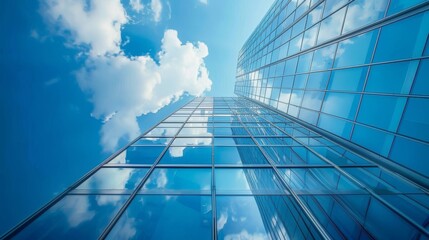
[0,0,274,235]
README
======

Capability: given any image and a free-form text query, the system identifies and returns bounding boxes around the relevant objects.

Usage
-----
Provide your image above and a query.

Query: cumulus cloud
[42,0,212,152]
[42,0,127,56]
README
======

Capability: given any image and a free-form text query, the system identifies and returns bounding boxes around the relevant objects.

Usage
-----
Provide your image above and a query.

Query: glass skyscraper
[3,0,429,239]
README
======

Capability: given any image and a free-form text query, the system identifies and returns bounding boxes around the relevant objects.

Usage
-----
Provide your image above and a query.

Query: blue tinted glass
[374,12,429,62]
[398,98,429,142]
[318,8,346,43]
[285,57,298,75]
[213,127,248,136]
[321,93,360,119]
[307,2,323,26]
[77,168,148,191]
[172,137,212,146]
[108,195,212,239]
[328,67,368,91]
[290,89,304,106]
[216,196,321,239]
[214,146,268,165]
[352,125,394,156]
[390,136,429,177]
[306,71,330,90]
[146,127,180,136]
[293,74,308,89]
[292,17,307,37]
[357,95,406,131]
[132,137,172,145]
[298,108,319,125]
[112,146,165,164]
[160,146,212,165]
[214,137,255,145]
[280,168,362,194]
[282,76,294,88]
[15,195,127,239]
[263,146,327,165]
[366,61,419,94]
[318,113,353,139]
[297,52,313,73]
[301,91,324,111]
[343,0,388,33]
[311,44,336,71]
[334,30,378,68]
[387,0,427,15]
[411,59,429,95]
[323,0,347,17]
[141,168,211,193]
[302,23,319,50]
[215,168,286,194]
[254,137,296,145]
[289,33,303,55]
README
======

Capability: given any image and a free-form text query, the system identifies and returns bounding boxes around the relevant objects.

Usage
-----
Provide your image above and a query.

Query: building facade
[235,0,429,182]
[3,0,429,239]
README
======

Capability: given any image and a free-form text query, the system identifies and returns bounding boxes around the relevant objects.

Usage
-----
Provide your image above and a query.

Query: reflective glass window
[214,146,268,165]
[77,168,149,191]
[307,2,324,27]
[366,61,419,94]
[318,114,352,139]
[145,127,180,137]
[301,91,324,111]
[171,137,212,146]
[390,136,429,177]
[302,23,319,50]
[296,51,313,73]
[285,57,298,75]
[254,137,296,145]
[318,8,346,44]
[293,74,308,89]
[112,146,165,164]
[398,98,429,142]
[298,108,319,125]
[373,12,429,62]
[323,0,347,17]
[15,195,127,239]
[141,168,211,193]
[289,33,304,55]
[213,127,248,136]
[411,59,429,95]
[343,0,388,33]
[132,137,171,146]
[328,67,367,92]
[311,44,336,71]
[108,195,212,239]
[334,30,378,68]
[215,168,285,194]
[289,89,304,106]
[160,146,212,165]
[321,93,360,120]
[263,146,327,165]
[351,125,394,156]
[178,128,213,136]
[387,0,428,16]
[357,95,406,131]
[306,71,330,90]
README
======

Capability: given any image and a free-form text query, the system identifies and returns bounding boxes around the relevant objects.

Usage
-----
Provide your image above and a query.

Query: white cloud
[217,212,228,230]
[151,0,163,22]
[42,0,212,152]
[42,0,127,56]
[199,0,208,5]
[130,0,144,13]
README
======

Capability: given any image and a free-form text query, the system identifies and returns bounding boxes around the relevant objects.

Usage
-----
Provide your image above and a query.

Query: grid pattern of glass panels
[7,97,429,239]
[235,0,429,178]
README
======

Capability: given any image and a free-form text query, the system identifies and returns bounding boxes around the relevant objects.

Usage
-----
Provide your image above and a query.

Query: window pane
[214,146,268,165]
[318,113,353,139]
[334,30,378,68]
[263,146,327,165]
[145,127,180,137]
[215,168,286,194]
[390,136,429,177]
[387,0,427,15]
[311,44,336,71]
[328,67,368,92]
[111,146,165,164]
[321,93,360,120]
[171,137,212,146]
[357,95,406,131]
[178,128,213,136]
[301,91,324,111]
[108,195,212,239]
[398,98,429,142]
[214,137,255,145]
[411,59,429,95]
[343,0,388,33]
[351,125,394,156]
[141,168,211,193]
[216,196,321,239]
[132,137,171,146]
[76,168,148,191]
[318,8,346,44]
[373,12,429,62]
[15,195,127,239]
[366,61,419,94]
[306,71,330,90]
[296,51,313,73]
[160,146,212,165]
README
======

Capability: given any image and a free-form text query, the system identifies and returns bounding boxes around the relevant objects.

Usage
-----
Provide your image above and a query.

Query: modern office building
[3,0,429,239]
